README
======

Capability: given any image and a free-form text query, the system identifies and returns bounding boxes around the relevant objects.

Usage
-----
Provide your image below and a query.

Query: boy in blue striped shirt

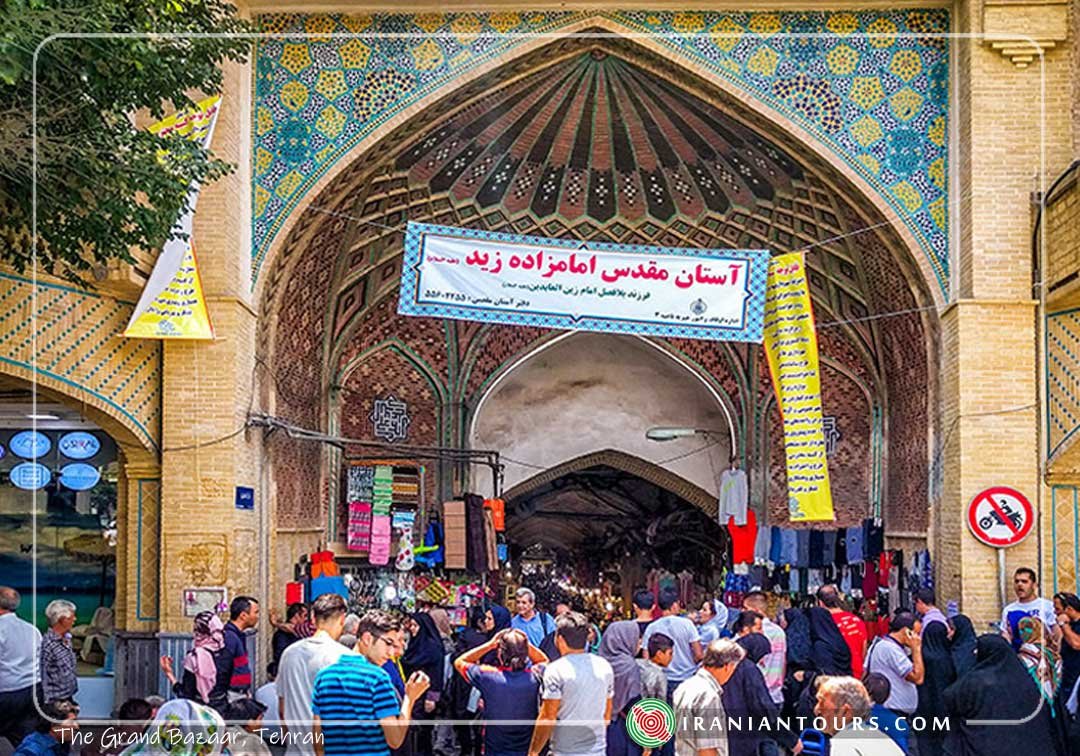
[312,610,429,756]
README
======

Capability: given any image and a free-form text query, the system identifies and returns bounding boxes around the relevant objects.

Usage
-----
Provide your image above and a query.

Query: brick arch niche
[261,33,938,547]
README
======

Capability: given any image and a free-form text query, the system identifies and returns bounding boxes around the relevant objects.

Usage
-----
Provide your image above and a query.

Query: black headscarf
[404,613,445,693]
[783,608,812,670]
[913,620,956,756]
[722,633,797,756]
[490,603,512,632]
[943,634,1060,756]
[737,632,772,664]
[807,607,851,675]
[458,605,491,652]
[950,614,978,678]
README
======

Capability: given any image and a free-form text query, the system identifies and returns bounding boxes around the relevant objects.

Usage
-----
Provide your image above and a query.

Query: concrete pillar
[158,56,266,635]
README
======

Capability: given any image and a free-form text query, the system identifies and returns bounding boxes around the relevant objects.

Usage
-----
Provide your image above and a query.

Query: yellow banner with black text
[124,95,220,340]
[763,253,834,522]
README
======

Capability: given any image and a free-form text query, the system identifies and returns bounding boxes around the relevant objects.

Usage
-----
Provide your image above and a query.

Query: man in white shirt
[0,586,41,749]
[1002,567,1060,651]
[256,662,283,749]
[816,676,904,756]
[277,593,352,755]
[529,612,614,756]
[864,612,923,716]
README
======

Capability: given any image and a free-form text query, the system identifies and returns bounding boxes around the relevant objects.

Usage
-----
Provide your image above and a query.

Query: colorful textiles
[347,501,372,552]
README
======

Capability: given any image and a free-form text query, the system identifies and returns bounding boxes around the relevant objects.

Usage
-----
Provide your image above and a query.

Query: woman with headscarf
[460,605,494,652]
[1018,617,1063,704]
[490,602,512,633]
[451,606,495,756]
[943,634,1062,756]
[912,618,956,756]
[159,612,224,705]
[426,608,458,756]
[949,614,978,677]
[721,633,798,756]
[698,599,729,645]
[780,608,815,719]
[403,613,447,755]
[782,607,812,671]
[807,606,851,675]
[598,620,644,756]
[1017,616,1069,753]
[588,619,604,654]
[120,698,228,755]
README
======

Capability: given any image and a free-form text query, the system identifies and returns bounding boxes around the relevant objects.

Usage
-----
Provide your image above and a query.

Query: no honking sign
[966,486,1034,548]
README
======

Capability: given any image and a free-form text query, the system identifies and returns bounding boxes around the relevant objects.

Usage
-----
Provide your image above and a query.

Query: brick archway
[504,448,719,517]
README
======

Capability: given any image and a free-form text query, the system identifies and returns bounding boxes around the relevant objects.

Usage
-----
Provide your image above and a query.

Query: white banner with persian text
[398,223,769,342]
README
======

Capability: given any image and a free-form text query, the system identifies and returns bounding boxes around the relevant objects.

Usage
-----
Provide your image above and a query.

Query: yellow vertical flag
[763,253,834,521]
[124,95,221,339]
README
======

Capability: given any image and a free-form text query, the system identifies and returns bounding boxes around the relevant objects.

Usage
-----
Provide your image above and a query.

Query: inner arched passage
[262,33,938,553]
[503,450,729,606]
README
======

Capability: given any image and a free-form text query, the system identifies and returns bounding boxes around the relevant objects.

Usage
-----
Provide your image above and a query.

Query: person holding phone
[864,612,924,720]
[312,610,430,756]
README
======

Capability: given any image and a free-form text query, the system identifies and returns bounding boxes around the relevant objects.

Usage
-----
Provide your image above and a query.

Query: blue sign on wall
[58,432,101,460]
[10,462,51,490]
[59,463,101,491]
[10,430,51,459]
[235,486,254,510]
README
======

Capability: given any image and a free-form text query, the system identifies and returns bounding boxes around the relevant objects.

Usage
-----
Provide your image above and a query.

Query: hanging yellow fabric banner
[124,95,220,339]
[763,253,834,521]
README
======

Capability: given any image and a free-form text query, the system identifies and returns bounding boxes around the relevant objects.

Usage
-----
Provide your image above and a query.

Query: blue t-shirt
[312,655,400,756]
[466,663,546,755]
[642,615,700,682]
[13,732,66,756]
[511,612,554,648]
[871,703,909,753]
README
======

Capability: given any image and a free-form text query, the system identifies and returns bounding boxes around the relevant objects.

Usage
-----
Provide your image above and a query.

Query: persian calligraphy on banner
[398,223,769,342]
[763,253,834,522]
[124,95,220,339]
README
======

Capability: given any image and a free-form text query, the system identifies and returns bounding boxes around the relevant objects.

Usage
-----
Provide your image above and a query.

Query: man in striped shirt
[743,591,786,704]
[211,595,260,711]
[312,610,429,756]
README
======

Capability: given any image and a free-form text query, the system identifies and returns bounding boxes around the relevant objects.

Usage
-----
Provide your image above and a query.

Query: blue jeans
[607,716,644,756]
[656,678,684,756]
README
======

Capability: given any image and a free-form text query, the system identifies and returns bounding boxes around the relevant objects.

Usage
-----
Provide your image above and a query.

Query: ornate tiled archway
[260,25,937,549]
[253,10,949,303]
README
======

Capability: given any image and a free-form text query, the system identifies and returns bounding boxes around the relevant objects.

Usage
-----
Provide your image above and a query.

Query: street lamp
[645,427,725,442]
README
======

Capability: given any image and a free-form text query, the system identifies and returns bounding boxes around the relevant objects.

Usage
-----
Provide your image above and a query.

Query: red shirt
[832,610,868,677]
[727,510,758,564]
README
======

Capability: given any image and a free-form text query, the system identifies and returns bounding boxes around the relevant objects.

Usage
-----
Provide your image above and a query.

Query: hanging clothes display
[754,523,771,565]
[718,465,749,526]
[464,494,486,573]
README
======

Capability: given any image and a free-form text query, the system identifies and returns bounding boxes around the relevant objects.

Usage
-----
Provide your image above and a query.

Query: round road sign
[967,486,1034,548]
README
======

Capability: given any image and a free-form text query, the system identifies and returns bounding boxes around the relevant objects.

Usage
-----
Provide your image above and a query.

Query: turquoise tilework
[0,274,161,450]
[252,10,949,296]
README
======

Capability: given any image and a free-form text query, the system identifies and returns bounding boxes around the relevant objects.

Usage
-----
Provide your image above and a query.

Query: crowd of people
[4,566,1080,755]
